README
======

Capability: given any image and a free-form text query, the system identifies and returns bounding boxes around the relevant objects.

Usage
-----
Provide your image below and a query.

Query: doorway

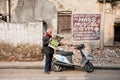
[114,23,120,43]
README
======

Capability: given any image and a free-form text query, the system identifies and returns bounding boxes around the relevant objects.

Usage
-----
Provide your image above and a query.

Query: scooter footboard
[53,61,73,67]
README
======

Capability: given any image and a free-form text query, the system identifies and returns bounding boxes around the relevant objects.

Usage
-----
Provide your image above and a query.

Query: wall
[1,0,120,47]
[0,0,3,14]
[50,0,101,49]
[50,0,100,13]
[0,0,6,15]
[0,0,120,62]
[50,0,120,47]
[0,22,43,46]
[104,2,120,46]
[10,0,57,33]
[0,22,44,61]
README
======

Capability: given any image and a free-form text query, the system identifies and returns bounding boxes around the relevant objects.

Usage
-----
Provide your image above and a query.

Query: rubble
[57,43,120,66]
[91,47,120,66]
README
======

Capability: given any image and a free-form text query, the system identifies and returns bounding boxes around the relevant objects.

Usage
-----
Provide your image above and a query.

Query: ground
[0,69,120,80]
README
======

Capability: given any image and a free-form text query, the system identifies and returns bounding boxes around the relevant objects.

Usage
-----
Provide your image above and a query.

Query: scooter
[51,44,94,73]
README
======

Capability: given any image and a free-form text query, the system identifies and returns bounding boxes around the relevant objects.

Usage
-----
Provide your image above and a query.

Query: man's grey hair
[47,29,52,32]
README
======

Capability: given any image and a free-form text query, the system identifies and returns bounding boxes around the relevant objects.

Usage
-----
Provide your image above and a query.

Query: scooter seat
[61,51,73,56]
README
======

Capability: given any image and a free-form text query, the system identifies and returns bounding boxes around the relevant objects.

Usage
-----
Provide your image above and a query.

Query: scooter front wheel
[52,63,62,72]
[84,62,94,73]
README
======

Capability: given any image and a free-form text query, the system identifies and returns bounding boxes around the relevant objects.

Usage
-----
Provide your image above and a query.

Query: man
[43,29,54,74]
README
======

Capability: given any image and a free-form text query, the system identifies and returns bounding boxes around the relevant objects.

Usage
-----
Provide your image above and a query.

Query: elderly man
[43,29,54,74]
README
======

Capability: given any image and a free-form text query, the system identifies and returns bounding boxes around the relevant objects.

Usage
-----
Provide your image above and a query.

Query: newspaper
[48,34,63,49]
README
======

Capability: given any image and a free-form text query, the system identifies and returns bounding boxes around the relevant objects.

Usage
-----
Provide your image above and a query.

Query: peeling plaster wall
[50,0,101,14]
[11,0,57,33]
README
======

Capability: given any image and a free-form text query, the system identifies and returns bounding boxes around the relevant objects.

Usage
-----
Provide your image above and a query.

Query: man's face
[48,31,52,35]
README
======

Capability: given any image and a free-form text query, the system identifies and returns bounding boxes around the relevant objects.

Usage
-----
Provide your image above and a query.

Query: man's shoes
[44,72,50,74]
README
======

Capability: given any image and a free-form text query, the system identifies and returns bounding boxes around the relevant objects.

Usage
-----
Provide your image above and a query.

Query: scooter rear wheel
[84,62,94,73]
[52,63,62,72]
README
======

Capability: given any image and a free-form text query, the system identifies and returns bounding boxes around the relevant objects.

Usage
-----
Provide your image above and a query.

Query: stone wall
[0,41,44,62]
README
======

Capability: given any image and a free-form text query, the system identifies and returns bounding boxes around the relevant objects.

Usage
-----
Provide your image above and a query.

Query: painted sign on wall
[73,14,101,41]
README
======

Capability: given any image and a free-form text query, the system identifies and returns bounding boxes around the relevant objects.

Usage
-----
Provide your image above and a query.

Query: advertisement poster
[73,14,101,41]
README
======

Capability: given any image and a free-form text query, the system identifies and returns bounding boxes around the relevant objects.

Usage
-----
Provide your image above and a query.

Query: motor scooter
[51,44,94,73]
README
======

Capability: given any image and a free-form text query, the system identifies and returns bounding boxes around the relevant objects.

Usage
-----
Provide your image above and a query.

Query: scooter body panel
[53,54,88,67]
[54,54,71,64]
[81,49,93,60]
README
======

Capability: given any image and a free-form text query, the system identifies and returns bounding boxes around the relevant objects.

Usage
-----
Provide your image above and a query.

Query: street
[0,69,120,80]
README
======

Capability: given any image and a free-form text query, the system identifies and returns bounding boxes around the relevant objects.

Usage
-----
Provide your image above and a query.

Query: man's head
[46,29,52,36]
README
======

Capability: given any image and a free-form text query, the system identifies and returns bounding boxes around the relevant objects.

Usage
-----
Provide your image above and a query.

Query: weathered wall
[50,0,102,49]
[10,0,57,33]
[0,0,120,62]
[0,0,120,47]
[0,22,44,61]
[104,2,120,46]
[50,0,120,47]
[0,0,6,15]
[0,22,43,46]
[50,0,100,13]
